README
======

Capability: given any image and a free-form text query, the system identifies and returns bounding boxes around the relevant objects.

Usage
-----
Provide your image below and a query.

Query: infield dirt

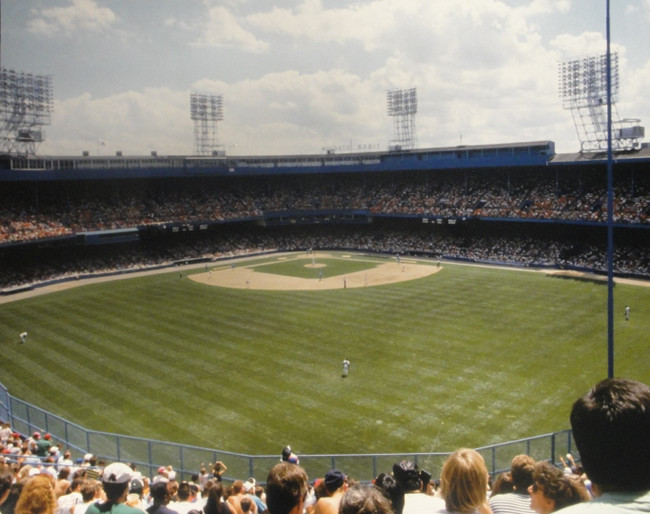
[189,252,441,290]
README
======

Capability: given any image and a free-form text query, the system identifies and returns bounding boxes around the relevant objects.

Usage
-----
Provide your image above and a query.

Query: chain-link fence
[0,381,575,483]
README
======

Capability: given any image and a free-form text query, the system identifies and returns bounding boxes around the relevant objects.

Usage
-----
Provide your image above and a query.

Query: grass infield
[1,252,648,457]
[259,256,376,279]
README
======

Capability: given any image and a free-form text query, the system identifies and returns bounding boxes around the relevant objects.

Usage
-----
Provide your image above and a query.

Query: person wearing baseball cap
[86,462,143,514]
[313,470,347,514]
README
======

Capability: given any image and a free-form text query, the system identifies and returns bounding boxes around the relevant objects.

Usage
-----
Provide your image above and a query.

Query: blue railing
[0,381,575,483]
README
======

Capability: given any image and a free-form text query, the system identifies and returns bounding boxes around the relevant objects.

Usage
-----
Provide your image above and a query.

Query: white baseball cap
[102,463,134,484]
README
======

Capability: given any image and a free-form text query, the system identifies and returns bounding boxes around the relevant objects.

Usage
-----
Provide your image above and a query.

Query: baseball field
[1,251,648,459]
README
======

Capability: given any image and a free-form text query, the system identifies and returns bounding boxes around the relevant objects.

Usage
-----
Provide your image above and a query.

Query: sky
[2,0,650,157]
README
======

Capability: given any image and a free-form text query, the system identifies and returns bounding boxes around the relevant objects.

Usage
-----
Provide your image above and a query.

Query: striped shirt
[489,492,535,514]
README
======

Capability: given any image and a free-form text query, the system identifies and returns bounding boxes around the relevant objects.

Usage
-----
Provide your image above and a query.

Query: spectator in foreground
[435,448,491,514]
[560,377,650,512]
[71,480,103,514]
[527,461,589,513]
[490,473,513,498]
[1,473,13,510]
[125,478,147,512]
[373,472,404,514]
[489,454,535,513]
[57,477,84,514]
[313,470,347,514]
[265,463,308,514]
[1,479,24,514]
[146,482,177,514]
[86,463,143,514]
[15,475,57,514]
[169,482,199,514]
[201,481,229,514]
[392,460,444,514]
[339,484,393,514]
[228,481,256,514]
[244,479,266,514]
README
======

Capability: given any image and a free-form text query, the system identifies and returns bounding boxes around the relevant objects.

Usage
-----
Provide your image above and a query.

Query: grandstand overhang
[0,141,555,181]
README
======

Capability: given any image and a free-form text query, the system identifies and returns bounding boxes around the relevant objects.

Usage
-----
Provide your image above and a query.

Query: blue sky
[2,0,649,156]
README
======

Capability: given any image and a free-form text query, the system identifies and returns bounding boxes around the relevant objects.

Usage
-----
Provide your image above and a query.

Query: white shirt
[403,493,446,514]
[559,490,650,513]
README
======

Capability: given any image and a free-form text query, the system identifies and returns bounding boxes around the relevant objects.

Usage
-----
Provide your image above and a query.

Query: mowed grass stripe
[1,253,648,456]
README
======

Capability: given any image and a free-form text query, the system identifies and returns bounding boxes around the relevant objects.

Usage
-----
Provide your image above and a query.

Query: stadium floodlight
[0,67,53,155]
[190,92,224,156]
[386,87,418,150]
[558,53,644,152]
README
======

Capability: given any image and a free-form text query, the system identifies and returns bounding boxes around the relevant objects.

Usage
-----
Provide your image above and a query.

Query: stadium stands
[0,158,648,291]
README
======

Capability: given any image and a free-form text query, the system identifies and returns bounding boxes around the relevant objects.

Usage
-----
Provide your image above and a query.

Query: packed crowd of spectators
[0,168,647,290]
[3,378,650,512]
[0,168,648,244]
[0,428,597,514]
[0,223,648,291]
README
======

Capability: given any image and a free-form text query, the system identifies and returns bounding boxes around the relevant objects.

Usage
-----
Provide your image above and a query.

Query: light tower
[190,92,223,156]
[386,87,417,150]
[558,52,644,152]
[0,68,53,155]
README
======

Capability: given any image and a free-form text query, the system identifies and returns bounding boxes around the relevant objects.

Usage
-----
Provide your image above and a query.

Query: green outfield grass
[1,252,648,457]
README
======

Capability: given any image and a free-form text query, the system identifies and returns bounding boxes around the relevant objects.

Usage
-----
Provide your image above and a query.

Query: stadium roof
[552,143,650,165]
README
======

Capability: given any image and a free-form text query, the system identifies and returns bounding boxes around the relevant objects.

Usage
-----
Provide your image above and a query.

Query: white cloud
[192,69,386,154]
[191,6,269,53]
[247,0,566,64]
[164,16,191,30]
[625,0,650,18]
[38,0,583,156]
[27,0,117,37]
[550,31,612,60]
[43,88,193,156]
[515,0,570,16]
[23,0,646,157]
[620,59,650,126]
[247,0,394,51]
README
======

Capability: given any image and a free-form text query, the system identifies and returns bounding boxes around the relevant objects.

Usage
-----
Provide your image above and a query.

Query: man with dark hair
[74,480,103,514]
[489,454,535,513]
[147,482,178,514]
[240,497,252,514]
[58,476,85,514]
[561,378,650,512]
[0,479,23,514]
[265,462,308,514]
[170,481,199,514]
[313,470,347,514]
[0,472,13,511]
[392,460,444,513]
[86,462,144,514]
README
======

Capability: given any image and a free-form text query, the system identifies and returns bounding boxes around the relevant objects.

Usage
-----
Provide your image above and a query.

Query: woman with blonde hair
[435,448,492,513]
[15,475,57,514]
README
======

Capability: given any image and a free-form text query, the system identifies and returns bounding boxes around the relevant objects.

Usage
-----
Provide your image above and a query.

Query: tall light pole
[0,68,53,155]
[386,88,418,150]
[605,0,614,379]
[190,92,223,156]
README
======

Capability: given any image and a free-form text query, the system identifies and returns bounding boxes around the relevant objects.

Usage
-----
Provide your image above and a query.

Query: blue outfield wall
[0,380,576,483]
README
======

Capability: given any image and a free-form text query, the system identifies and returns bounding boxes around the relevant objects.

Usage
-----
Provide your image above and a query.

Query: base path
[189,253,441,290]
